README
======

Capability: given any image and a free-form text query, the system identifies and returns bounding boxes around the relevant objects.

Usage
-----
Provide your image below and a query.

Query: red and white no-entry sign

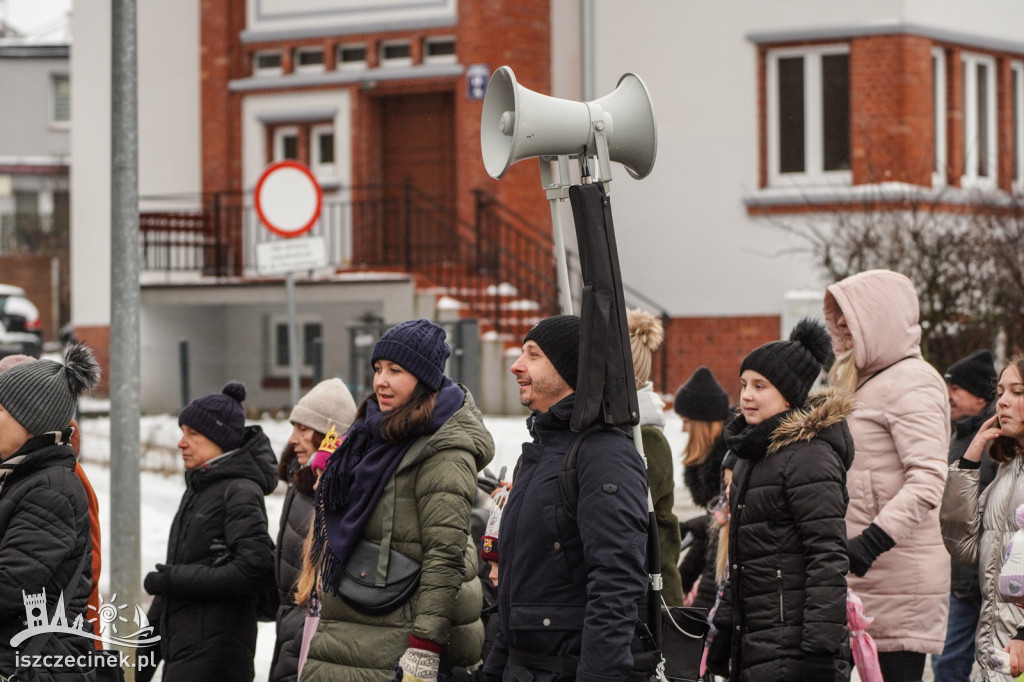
[254,161,322,238]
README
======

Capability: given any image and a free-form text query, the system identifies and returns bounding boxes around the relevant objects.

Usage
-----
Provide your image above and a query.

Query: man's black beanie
[944,349,997,402]
[523,315,581,390]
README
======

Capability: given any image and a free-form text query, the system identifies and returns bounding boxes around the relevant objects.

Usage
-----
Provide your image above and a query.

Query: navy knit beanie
[944,349,997,402]
[523,315,581,390]
[740,318,832,409]
[673,366,730,422]
[178,381,247,452]
[371,319,451,391]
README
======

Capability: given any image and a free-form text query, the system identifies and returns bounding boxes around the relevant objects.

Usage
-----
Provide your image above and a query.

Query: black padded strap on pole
[566,181,661,658]
[568,182,639,431]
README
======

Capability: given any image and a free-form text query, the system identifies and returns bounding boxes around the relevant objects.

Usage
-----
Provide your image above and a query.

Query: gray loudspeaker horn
[480,66,657,180]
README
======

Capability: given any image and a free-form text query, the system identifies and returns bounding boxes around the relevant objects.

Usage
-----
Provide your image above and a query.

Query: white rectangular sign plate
[255,236,328,275]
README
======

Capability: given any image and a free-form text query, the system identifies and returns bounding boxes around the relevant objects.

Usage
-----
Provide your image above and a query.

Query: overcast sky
[5,0,71,37]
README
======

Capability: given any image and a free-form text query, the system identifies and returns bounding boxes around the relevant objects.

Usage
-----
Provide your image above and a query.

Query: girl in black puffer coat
[139,382,278,682]
[708,320,853,682]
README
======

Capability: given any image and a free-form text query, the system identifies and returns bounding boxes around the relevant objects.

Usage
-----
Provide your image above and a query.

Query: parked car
[0,285,43,358]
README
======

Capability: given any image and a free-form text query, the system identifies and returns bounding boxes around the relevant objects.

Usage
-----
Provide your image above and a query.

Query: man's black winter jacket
[483,395,649,682]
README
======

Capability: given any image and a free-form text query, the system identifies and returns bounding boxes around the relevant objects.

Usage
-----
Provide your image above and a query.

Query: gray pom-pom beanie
[0,343,101,435]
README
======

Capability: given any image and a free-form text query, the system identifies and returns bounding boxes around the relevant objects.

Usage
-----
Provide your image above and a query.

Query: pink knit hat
[310,427,344,473]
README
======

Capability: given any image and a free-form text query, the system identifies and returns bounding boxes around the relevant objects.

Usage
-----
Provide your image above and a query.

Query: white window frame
[766,44,852,188]
[311,124,336,179]
[1012,60,1024,193]
[294,47,325,74]
[423,36,456,65]
[269,315,323,377]
[380,40,412,68]
[337,43,367,70]
[254,50,283,77]
[961,52,997,188]
[273,126,300,162]
[50,73,70,127]
[932,48,947,188]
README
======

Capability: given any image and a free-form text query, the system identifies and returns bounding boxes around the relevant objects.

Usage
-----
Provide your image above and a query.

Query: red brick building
[68,4,1024,411]
[664,27,1024,404]
[192,12,1024,406]
[199,0,553,268]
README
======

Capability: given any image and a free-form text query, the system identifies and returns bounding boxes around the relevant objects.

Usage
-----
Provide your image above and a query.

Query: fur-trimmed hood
[768,386,855,462]
[725,386,855,471]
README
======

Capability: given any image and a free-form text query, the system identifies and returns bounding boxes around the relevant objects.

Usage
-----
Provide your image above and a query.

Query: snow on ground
[76,406,696,679]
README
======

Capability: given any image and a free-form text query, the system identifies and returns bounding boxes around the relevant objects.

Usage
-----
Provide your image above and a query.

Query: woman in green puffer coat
[301,319,495,682]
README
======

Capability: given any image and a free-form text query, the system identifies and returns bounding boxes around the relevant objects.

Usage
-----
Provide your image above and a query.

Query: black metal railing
[139,185,563,336]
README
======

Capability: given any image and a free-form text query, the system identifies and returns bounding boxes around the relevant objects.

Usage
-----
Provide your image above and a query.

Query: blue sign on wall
[466,64,490,101]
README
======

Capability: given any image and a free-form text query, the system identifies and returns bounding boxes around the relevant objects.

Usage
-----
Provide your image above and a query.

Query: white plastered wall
[70,0,201,328]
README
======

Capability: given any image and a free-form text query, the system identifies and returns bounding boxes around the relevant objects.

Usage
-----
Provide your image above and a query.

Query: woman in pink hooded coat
[823,269,951,682]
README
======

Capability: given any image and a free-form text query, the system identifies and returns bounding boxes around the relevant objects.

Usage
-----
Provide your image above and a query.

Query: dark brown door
[379,92,456,266]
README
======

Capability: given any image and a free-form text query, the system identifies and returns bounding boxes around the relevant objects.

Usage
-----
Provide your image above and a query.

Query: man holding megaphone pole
[469,66,682,682]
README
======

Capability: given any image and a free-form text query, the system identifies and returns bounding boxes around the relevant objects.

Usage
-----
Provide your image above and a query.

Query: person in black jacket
[932,349,998,682]
[138,382,278,682]
[708,319,853,682]
[268,377,355,682]
[481,315,650,682]
[673,365,732,608]
[0,344,101,681]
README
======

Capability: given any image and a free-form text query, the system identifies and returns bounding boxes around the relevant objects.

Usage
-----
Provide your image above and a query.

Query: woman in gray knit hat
[0,344,101,680]
[268,378,357,682]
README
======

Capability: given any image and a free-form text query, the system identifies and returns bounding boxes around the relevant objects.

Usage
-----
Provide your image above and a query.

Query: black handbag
[661,606,710,682]
[338,538,421,616]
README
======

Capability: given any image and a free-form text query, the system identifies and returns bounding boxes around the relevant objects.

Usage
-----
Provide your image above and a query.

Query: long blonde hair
[683,419,724,466]
[828,349,858,394]
[715,521,730,584]
[294,519,321,609]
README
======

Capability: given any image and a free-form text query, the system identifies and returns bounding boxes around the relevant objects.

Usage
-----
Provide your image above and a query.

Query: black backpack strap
[559,423,630,522]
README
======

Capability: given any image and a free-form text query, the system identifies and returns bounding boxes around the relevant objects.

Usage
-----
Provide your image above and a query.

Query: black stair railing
[138,186,563,337]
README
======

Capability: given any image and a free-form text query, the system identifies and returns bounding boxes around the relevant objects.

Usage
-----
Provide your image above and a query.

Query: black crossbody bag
[337,477,421,616]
